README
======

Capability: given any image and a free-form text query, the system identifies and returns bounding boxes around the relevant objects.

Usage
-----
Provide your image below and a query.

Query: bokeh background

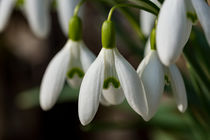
[0,0,210,140]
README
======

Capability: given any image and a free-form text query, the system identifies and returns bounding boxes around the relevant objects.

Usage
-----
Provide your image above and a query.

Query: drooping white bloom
[79,48,148,125]
[40,40,95,111]
[0,0,17,32]
[140,0,160,36]
[138,46,187,121]
[156,0,192,66]
[56,0,82,36]
[191,0,210,46]
[137,50,165,121]
[24,0,51,38]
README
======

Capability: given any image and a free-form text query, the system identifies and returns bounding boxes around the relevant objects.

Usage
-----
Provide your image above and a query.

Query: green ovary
[67,68,84,79]
[103,77,120,89]
[187,12,197,23]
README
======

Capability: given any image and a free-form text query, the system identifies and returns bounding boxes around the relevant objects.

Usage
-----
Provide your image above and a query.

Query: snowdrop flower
[138,36,187,121]
[0,0,51,38]
[156,0,192,66]
[79,20,148,125]
[139,0,160,36]
[56,0,82,36]
[40,15,95,111]
[0,0,16,32]
[24,0,51,38]
[156,0,210,66]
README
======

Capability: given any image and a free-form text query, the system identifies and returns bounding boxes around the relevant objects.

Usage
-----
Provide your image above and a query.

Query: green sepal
[68,16,82,41]
[150,28,156,50]
[101,20,116,49]
[67,68,84,79]
[187,12,197,23]
[103,77,120,89]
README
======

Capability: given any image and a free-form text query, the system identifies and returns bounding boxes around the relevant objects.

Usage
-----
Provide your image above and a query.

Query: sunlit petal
[166,64,187,112]
[40,41,71,111]
[137,51,165,121]
[114,48,148,117]
[156,0,192,66]
[78,49,104,126]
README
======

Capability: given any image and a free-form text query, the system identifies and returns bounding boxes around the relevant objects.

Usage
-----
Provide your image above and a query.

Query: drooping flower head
[156,0,210,66]
[40,11,95,110]
[78,20,148,125]
[137,30,187,121]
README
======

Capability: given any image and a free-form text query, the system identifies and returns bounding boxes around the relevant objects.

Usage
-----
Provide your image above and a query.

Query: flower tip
[40,100,53,111]
[178,104,187,113]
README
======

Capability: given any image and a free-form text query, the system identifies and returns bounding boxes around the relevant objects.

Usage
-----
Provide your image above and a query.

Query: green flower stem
[74,0,86,16]
[150,28,156,50]
[107,2,159,21]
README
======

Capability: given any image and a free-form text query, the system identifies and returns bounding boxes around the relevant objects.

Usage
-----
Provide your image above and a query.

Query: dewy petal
[40,40,71,111]
[114,48,148,117]
[102,85,125,105]
[24,0,51,38]
[166,64,187,112]
[78,49,104,126]
[0,0,16,32]
[156,0,192,66]
[56,0,79,36]
[137,51,165,121]
[80,41,96,72]
[140,0,160,36]
[191,0,210,46]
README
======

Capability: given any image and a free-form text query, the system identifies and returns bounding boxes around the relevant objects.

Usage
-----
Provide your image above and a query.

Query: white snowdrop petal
[100,93,111,106]
[137,51,165,121]
[167,64,187,112]
[191,0,210,46]
[40,40,71,111]
[140,10,156,36]
[114,49,148,117]
[0,0,16,32]
[80,41,96,72]
[102,85,125,105]
[24,0,50,38]
[156,0,192,66]
[56,0,79,36]
[67,74,82,89]
[78,49,104,126]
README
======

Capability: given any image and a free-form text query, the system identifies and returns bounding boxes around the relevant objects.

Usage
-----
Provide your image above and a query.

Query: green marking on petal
[187,12,197,23]
[67,68,84,79]
[103,77,120,89]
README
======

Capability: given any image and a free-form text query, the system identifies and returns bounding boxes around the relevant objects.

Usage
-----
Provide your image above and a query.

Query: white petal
[40,40,71,111]
[140,10,156,36]
[137,51,165,121]
[24,0,51,38]
[80,41,96,72]
[102,85,125,105]
[78,49,104,126]
[100,93,111,106]
[0,0,16,32]
[56,0,80,36]
[139,0,160,36]
[67,74,82,89]
[166,64,187,112]
[191,0,210,46]
[144,38,151,57]
[156,0,192,66]
[114,48,148,117]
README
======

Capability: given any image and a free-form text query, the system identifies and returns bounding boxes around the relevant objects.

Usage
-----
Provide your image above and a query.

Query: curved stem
[74,0,86,16]
[107,2,159,21]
